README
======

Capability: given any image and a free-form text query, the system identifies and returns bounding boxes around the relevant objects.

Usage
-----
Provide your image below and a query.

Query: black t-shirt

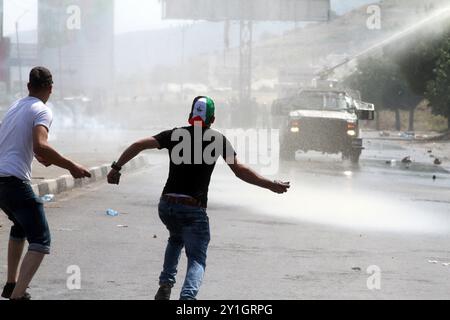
[154,126,236,208]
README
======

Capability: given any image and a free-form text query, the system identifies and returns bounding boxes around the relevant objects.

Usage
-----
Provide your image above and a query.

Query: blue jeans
[158,199,210,300]
[0,177,51,254]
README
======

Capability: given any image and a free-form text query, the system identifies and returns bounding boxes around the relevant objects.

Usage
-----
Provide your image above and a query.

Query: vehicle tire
[280,140,296,161]
[350,150,361,164]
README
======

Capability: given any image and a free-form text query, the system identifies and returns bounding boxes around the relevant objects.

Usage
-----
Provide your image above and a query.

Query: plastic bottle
[41,194,55,203]
[106,209,119,217]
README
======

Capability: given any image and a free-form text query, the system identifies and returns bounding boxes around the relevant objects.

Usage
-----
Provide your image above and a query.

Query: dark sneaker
[155,284,172,300]
[1,283,15,299]
[10,294,31,301]
[1,283,31,300]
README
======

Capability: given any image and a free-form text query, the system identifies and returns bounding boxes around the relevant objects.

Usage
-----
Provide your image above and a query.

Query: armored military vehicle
[272,82,375,163]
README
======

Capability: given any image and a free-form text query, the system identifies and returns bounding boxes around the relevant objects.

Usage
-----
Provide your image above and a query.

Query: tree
[384,24,443,97]
[384,19,450,130]
[426,35,450,129]
[344,56,419,131]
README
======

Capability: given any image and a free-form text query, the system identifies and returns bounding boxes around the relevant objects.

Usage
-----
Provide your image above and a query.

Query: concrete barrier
[32,155,149,197]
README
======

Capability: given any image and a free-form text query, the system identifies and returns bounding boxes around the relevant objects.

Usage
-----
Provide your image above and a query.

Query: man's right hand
[107,169,122,185]
[268,181,291,194]
[70,163,92,179]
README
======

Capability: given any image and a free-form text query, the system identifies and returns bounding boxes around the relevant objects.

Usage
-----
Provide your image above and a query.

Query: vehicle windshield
[291,92,349,111]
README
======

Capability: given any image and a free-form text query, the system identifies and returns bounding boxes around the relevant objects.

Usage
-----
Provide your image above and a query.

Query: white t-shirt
[0,97,53,181]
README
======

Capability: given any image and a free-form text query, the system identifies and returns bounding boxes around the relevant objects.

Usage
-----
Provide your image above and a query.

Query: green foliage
[426,35,450,122]
[346,21,450,129]
[384,29,442,96]
[344,56,420,111]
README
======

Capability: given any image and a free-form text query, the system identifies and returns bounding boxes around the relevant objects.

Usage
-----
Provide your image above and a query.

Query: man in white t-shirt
[0,67,91,300]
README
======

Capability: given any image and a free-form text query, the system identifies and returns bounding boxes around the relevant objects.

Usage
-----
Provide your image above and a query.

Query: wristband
[111,161,122,172]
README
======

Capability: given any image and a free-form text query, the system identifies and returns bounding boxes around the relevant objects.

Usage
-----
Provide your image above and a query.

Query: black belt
[0,176,22,182]
[161,195,205,209]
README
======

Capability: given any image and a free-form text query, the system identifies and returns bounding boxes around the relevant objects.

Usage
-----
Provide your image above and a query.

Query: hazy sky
[2,0,174,36]
[2,0,376,36]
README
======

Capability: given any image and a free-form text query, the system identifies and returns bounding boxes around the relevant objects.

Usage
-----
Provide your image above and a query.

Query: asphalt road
[1,132,450,300]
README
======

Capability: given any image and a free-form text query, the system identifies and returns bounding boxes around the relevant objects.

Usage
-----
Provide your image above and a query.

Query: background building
[38,0,114,104]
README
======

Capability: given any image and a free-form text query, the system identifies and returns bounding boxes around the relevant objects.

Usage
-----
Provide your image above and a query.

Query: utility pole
[180,23,192,101]
[0,0,3,39]
[238,20,253,128]
[0,0,11,95]
[180,24,186,101]
[15,21,23,96]
[15,10,28,97]
[161,0,330,128]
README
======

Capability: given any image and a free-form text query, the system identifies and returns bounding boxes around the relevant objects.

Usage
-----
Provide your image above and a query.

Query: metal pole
[239,20,253,128]
[58,9,63,99]
[180,24,186,100]
[15,21,23,97]
[0,0,4,38]
[14,10,28,97]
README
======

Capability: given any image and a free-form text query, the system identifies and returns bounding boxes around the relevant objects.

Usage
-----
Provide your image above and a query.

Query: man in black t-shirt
[108,96,290,300]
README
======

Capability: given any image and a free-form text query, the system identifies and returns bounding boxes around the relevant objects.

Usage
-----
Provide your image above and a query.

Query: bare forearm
[235,166,272,190]
[116,143,144,167]
[34,144,74,170]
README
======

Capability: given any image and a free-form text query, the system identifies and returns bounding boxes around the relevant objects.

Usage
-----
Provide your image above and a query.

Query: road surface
[1,131,450,300]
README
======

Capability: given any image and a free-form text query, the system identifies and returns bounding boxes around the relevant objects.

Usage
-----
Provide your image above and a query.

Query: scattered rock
[427,150,433,153]
[434,158,442,165]
[351,267,362,272]
[402,156,412,164]
[433,175,437,181]
[400,132,415,139]
[386,159,396,166]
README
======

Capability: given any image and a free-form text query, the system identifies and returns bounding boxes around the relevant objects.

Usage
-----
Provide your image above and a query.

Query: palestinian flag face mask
[189,97,215,127]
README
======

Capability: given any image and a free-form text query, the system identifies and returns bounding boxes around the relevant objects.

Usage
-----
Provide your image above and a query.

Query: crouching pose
[0,67,91,300]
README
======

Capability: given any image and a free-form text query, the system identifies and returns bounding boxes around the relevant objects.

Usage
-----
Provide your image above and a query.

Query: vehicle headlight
[290,120,300,133]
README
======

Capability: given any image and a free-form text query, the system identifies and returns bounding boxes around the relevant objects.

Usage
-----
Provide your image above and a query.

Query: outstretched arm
[227,156,290,194]
[107,137,160,185]
[33,125,91,179]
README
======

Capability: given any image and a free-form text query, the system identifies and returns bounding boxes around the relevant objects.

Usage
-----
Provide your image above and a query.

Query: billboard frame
[162,0,330,22]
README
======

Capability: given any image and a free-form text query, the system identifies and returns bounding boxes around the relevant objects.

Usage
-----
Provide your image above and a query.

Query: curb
[32,155,150,197]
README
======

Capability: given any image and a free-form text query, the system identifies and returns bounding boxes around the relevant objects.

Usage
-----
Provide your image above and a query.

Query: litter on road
[106,209,119,217]
[401,156,412,164]
[41,194,55,203]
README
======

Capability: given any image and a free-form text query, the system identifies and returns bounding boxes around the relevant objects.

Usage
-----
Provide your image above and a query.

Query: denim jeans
[158,199,210,300]
[0,177,51,254]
